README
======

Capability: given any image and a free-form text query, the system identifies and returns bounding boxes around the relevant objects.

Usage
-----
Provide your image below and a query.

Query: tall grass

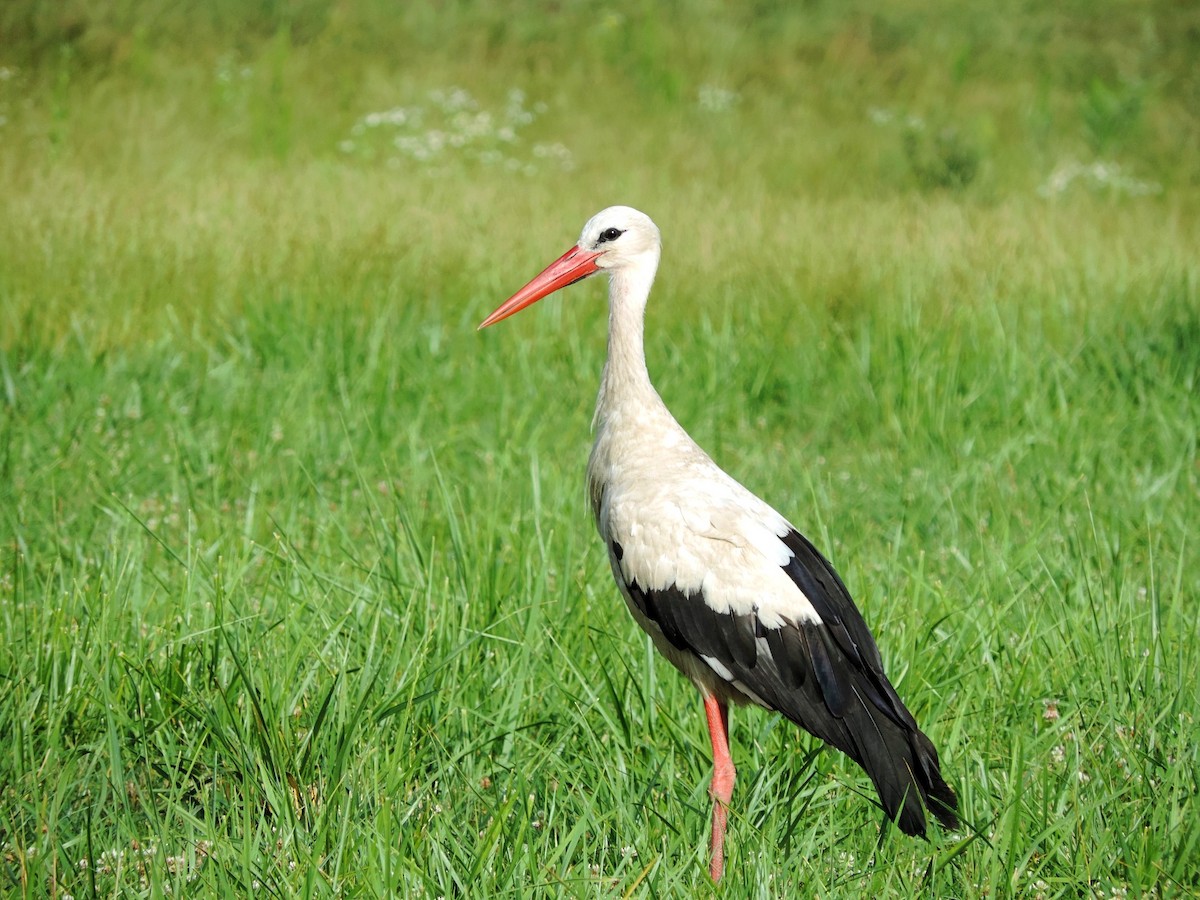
[1,1,1198,896]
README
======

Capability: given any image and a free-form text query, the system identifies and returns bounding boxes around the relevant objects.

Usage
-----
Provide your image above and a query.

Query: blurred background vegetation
[2,0,1197,349]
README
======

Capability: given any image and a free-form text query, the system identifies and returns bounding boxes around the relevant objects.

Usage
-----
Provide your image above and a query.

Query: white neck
[594,258,665,429]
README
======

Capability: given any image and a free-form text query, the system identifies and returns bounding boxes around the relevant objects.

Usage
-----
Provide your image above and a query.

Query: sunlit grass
[1,1,1198,896]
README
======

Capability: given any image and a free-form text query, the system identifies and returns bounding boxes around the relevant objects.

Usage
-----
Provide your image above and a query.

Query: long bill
[478,246,602,329]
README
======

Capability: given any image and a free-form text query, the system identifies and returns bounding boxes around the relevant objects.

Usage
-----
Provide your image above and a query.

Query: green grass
[1,1,1198,896]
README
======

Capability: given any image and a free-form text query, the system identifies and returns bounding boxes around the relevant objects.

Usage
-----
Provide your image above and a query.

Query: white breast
[588,405,822,631]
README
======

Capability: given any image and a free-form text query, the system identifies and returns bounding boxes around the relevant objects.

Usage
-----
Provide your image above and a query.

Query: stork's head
[579,206,662,272]
[479,206,661,329]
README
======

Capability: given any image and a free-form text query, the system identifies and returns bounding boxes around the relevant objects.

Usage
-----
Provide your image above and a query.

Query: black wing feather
[621,528,958,835]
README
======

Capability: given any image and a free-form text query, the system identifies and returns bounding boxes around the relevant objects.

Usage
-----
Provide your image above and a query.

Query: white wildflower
[698,84,739,112]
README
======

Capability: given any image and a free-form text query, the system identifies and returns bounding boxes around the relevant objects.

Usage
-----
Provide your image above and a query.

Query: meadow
[1,1,1198,896]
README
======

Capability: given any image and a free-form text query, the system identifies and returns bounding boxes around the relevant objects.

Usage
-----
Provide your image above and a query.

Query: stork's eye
[598,227,624,244]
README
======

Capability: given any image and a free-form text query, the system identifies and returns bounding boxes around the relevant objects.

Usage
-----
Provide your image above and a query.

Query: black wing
[621,528,958,835]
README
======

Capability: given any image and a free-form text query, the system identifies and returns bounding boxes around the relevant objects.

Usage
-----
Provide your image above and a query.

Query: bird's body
[480,206,957,881]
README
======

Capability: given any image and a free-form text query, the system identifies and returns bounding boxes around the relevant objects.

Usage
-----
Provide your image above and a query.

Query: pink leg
[704,694,735,882]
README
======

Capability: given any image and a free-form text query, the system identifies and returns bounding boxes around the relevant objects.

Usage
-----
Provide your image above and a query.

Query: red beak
[478,246,603,329]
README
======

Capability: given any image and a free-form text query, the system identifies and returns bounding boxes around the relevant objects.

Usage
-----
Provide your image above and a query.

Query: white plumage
[480,206,957,882]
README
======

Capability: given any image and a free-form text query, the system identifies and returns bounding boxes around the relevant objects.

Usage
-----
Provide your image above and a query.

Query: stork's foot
[709,796,729,881]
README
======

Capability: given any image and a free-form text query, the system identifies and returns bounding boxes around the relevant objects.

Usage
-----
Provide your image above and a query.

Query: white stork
[479,206,958,882]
